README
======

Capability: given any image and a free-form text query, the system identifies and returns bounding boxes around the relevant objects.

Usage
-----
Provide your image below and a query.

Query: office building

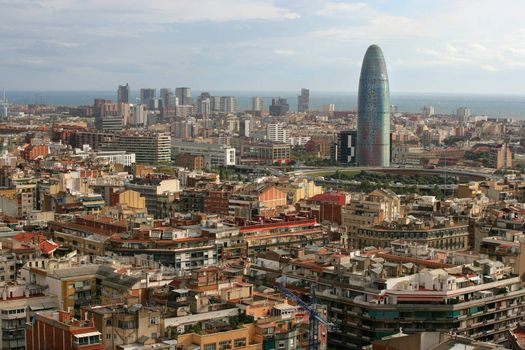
[171,141,236,167]
[269,98,289,116]
[220,96,237,114]
[297,88,309,112]
[251,96,263,111]
[357,44,391,167]
[337,130,357,164]
[112,133,171,164]
[176,87,192,106]
[131,104,147,126]
[267,123,289,143]
[160,88,177,119]
[117,84,129,104]
[139,88,156,110]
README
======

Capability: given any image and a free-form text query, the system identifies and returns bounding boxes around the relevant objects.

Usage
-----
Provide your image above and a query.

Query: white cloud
[273,49,296,55]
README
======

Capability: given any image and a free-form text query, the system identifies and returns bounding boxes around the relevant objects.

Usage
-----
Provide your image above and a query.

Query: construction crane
[276,284,334,350]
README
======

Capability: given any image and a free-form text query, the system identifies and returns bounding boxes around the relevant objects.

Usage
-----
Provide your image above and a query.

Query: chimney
[58,310,71,323]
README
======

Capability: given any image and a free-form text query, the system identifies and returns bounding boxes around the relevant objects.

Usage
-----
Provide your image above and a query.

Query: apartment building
[26,310,104,350]
[0,280,57,350]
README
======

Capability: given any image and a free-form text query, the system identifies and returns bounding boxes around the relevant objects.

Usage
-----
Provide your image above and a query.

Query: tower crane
[276,284,335,350]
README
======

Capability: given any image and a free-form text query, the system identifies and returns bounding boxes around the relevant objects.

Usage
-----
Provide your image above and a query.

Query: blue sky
[1,0,525,93]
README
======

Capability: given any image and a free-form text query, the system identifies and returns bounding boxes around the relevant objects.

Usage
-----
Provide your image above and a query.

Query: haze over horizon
[2,0,525,94]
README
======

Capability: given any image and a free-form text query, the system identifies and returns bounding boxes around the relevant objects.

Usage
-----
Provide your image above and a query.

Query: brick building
[26,310,104,350]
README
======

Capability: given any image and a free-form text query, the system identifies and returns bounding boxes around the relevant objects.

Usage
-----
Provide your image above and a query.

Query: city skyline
[1,1,525,93]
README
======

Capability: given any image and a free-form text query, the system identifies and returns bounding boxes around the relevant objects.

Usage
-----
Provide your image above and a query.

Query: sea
[5,91,525,119]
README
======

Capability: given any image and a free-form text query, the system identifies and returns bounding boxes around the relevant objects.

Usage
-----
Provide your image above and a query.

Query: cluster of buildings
[1,45,525,350]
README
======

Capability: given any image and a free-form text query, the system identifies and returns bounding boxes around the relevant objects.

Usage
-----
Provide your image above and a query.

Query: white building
[131,104,148,126]
[95,150,136,166]
[171,141,236,167]
[267,123,289,144]
[114,133,171,164]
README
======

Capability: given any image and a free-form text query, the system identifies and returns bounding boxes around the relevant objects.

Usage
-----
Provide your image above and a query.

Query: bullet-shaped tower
[356,45,391,167]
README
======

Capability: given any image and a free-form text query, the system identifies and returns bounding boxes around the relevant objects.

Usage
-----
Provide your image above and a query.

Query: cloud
[273,49,296,55]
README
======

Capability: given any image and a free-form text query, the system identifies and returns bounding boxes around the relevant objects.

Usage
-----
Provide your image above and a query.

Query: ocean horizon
[4,90,525,119]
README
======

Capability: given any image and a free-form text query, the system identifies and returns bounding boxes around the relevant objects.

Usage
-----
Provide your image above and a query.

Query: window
[204,344,216,350]
[149,317,159,325]
[219,340,232,350]
[106,319,112,326]
[106,333,112,340]
[234,338,246,348]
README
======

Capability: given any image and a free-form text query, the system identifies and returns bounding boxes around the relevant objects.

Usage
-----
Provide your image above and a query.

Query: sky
[1,0,525,93]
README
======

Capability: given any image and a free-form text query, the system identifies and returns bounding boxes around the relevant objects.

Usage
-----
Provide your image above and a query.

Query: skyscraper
[0,90,8,119]
[356,45,391,167]
[269,98,289,116]
[117,84,130,104]
[297,88,309,112]
[140,88,156,110]
[251,96,263,111]
[176,87,192,106]
[220,96,237,114]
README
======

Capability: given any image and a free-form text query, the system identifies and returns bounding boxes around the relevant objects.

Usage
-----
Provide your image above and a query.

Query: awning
[74,331,101,338]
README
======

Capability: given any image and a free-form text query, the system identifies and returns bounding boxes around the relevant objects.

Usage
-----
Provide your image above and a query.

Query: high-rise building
[356,44,391,167]
[422,105,435,116]
[297,88,309,112]
[131,104,148,126]
[160,88,177,119]
[269,98,289,116]
[337,130,357,165]
[208,96,220,112]
[267,123,289,143]
[0,89,9,119]
[117,83,130,104]
[197,98,211,115]
[457,107,471,123]
[239,118,250,138]
[139,88,156,110]
[220,96,237,114]
[488,143,512,169]
[251,96,263,111]
[175,87,192,106]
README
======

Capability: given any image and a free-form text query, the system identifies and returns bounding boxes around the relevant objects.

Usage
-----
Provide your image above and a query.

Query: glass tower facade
[356,45,391,167]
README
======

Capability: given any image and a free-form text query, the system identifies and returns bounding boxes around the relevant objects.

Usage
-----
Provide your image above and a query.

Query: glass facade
[357,45,391,167]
